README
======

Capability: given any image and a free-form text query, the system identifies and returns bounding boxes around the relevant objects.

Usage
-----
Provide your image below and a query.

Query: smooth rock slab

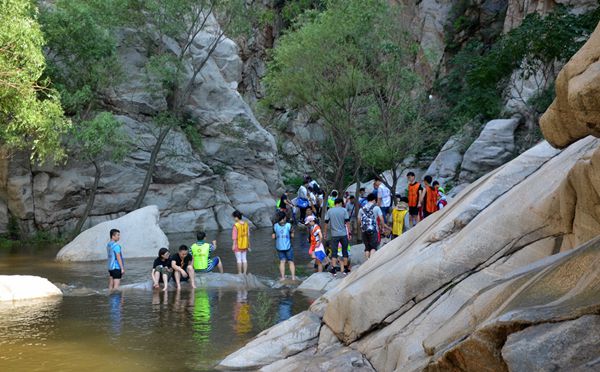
[56,206,169,261]
[502,315,600,371]
[218,310,322,369]
[0,275,62,301]
[119,273,267,291]
[260,345,375,372]
[296,272,342,293]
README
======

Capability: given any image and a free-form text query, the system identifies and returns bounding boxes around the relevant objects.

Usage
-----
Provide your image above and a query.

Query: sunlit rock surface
[0,275,62,301]
[56,206,169,261]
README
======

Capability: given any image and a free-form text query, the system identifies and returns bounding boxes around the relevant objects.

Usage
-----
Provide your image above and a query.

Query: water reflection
[278,294,293,323]
[192,289,213,346]
[233,290,252,336]
[109,292,123,337]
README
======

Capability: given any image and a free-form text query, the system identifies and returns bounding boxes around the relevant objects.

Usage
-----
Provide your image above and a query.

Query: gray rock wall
[0,19,281,235]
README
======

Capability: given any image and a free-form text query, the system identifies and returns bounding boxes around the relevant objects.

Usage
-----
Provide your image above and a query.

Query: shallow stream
[0,228,316,371]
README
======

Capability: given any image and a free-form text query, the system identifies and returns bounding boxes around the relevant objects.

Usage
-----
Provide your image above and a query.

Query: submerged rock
[119,273,266,291]
[0,275,62,301]
[56,206,169,262]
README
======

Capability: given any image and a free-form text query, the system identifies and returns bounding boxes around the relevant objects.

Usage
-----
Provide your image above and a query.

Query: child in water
[232,210,250,275]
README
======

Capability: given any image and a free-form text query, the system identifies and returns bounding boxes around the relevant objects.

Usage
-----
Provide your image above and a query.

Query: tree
[40,0,129,235]
[68,113,129,235]
[0,0,69,162]
[265,0,385,193]
[127,0,251,210]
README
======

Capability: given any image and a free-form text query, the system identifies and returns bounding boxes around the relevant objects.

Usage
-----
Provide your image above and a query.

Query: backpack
[360,204,377,233]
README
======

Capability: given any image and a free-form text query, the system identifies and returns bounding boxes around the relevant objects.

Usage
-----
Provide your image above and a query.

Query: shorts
[408,206,419,216]
[235,250,248,263]
[423,209,434,219]
[198,257,220,273]
[154,265,171,275]
[109,269,122,279]
[329,235,349,258]
[380,207,390,223]
[362,231,379,252]
[314,250,327,262]
[277,249,294,262]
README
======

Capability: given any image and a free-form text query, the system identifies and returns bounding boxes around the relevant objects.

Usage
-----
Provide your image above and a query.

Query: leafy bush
[436,5,600,125]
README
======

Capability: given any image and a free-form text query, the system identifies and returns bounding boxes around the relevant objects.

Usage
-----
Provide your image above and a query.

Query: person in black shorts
[406,172,423,228]
[170,245,196,290]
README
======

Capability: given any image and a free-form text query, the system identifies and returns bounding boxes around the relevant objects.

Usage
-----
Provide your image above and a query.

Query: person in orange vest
[231,210,250,275]
[421,175,439,219]
[406,172,423,228]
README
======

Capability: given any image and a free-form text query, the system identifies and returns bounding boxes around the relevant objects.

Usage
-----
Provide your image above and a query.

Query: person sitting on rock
[232,210,250,275]
[272,212,296,281]
[171,245,196,290]
[191,231,223,274]
[152,247,172,291]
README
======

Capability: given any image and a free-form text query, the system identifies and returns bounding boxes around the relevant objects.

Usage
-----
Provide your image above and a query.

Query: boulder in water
[56,205,169,261]
[119,273,267,291]
[0,275,62,301]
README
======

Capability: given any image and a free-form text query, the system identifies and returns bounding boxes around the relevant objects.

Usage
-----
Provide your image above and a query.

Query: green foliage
[279,0,325,25]
[0,0,69,162]
[40,0,123,114]
[252,291,276,330]
[68,112,129,163]
[437,5,600,124]
[182,122,203,153]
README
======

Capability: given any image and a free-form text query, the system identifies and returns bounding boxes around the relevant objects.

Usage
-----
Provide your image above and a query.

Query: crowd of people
[104,173,449,290]
[271,173,449,277]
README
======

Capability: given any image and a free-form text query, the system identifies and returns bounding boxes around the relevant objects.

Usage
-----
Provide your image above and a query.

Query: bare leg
[217,260,224,274]
[174,271,181,290]
[365,250,370,260]
[108,277,114,291]
[343,257,349,271]
[242,261,248,275]
[279,261,286,280]
[187,266,196,288]
[317,261,323,272]
[161,273,168,291]
[289,261,296,280]
[236,262,242,274]
[113,278,121,290]
[152,271,160,288]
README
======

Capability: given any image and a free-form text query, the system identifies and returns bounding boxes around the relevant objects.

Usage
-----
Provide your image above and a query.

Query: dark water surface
[0,228,316,372]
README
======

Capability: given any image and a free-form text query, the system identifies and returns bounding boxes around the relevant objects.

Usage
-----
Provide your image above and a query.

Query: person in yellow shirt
[391,198,409,239]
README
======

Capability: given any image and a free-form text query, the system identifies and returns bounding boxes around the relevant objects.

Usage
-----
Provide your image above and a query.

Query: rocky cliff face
[219,21,600,371]
[0,18,281,235]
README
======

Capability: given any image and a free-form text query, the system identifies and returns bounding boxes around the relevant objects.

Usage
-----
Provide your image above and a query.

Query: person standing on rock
[421,175,439,219]
[107,229,125,291]
[324,197,351,275]
[406,172,423,228]
[232,210,250,275]
[171,245,196,290]
[272,212,296,281]
[306,215,326,272]
[297,178,310,223]
[374,177,392,225]
[359,194,388,259]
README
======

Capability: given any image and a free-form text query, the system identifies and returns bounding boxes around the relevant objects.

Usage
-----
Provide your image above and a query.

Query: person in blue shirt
[107,228,124,291]
[272,212,296,281]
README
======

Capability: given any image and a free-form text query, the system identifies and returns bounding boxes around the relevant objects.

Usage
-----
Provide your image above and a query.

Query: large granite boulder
[0,275,62,301]
[119,273,266,291]
[219,311,322,369]
[541,21,600,148]
[424,135,464,186]
[501,315,600,371]
[220,136,600,370]
[56,206,169,261]
[459,118,521,182]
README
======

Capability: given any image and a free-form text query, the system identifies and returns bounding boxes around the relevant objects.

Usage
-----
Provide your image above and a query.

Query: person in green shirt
[190,231,223,273]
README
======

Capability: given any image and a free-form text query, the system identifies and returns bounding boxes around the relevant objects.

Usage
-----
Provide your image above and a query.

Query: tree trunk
[74,161,102,236]
[132,125,172,210]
